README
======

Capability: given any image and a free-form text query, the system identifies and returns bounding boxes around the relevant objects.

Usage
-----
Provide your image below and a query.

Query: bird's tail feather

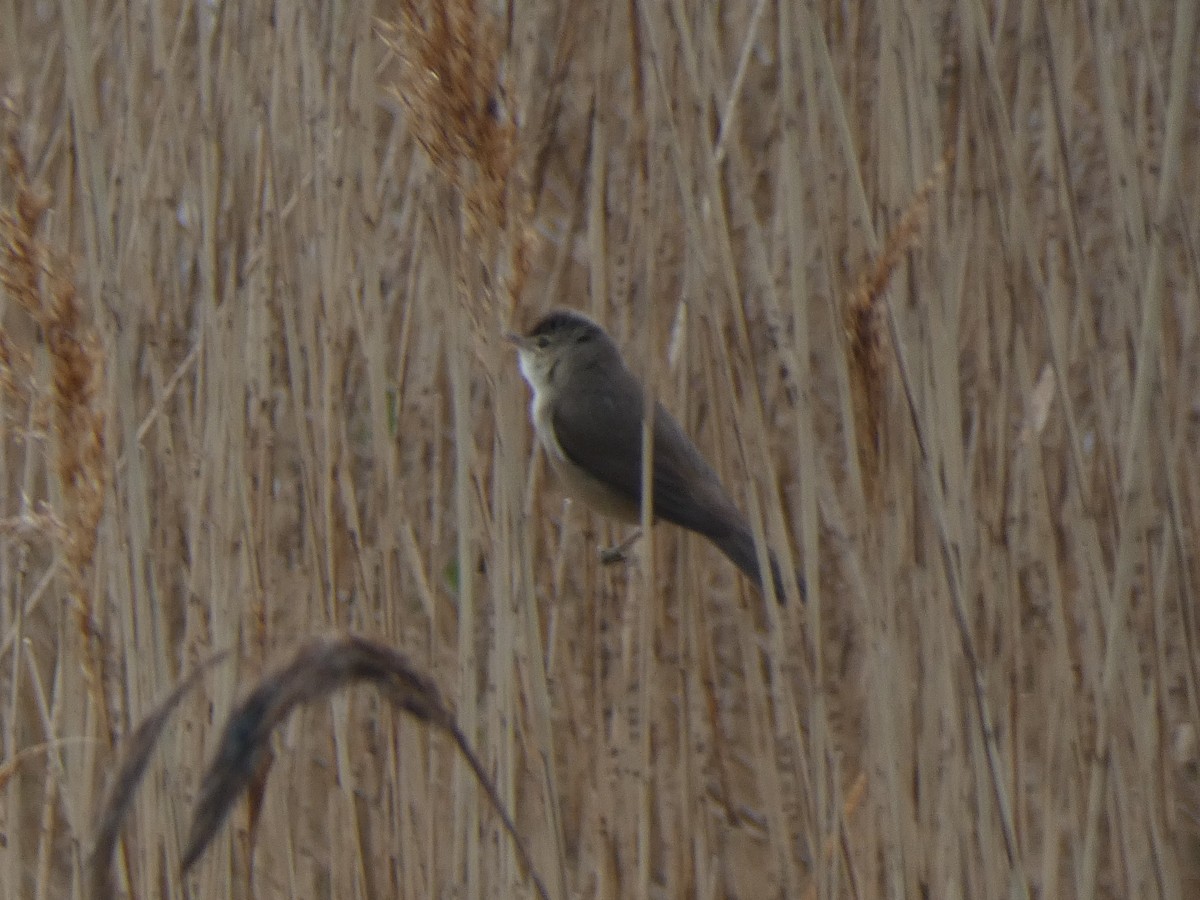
[711,527,805,604]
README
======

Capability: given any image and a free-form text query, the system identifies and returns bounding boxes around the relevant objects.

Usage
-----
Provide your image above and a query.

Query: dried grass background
[2,0,1199,898]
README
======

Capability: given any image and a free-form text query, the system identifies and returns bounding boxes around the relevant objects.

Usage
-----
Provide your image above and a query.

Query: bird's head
[506,309,614,391]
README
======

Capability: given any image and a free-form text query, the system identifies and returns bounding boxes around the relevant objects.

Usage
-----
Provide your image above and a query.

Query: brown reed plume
[0,139,110,724]
[379,1,514,235]
[844,150,953,504]
[377,0,545,321]
[176,635,549,899]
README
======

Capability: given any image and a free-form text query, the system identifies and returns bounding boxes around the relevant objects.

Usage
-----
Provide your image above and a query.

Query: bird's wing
[548,364,644,503]
[550,365,737,536]
[648,404,740,538]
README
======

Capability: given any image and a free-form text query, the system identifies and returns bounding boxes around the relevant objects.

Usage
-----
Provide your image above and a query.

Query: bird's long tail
[710,527,805,604]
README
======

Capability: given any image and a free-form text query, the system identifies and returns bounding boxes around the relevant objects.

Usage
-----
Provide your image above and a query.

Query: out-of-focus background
[2,1,1198,897]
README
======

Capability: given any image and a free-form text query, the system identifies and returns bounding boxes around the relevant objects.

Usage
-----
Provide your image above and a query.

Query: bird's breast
[530,391,562,460]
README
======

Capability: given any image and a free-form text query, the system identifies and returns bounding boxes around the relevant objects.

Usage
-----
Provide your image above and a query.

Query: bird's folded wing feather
[550,366,737,537]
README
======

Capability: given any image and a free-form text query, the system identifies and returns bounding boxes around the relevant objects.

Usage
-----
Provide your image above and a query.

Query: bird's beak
[504,331,527,349]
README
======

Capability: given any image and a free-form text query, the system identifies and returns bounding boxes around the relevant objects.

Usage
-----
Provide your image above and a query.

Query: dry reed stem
[0,737,93,793]
[0,506,60,541]
[179,635,549,900]
[880,179,1025,883]
[800,771,867,900]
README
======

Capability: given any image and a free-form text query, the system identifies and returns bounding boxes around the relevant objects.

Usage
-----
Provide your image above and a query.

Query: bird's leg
[599,529,643,565]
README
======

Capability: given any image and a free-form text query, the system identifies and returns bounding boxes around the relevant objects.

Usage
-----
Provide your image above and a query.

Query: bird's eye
[575,333,590,344]
[535,335,550,349]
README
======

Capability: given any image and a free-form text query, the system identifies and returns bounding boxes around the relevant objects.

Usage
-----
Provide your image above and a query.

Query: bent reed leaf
[88,652,232,900]
[180,634,549,900]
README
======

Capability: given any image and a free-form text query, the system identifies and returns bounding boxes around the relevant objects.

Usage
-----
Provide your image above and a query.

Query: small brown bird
[508,309,802,603]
